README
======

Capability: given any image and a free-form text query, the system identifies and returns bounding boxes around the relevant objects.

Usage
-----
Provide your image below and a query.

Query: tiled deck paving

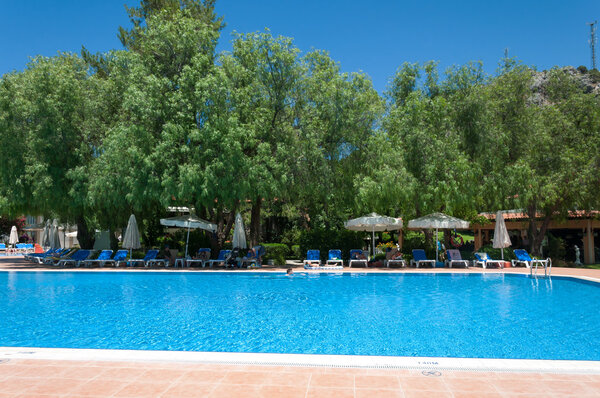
[0,359,599,397]
[1,256,599,397]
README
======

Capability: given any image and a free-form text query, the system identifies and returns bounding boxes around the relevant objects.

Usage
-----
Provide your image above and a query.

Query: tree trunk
[250,196,261,246]
[109,229,119,252]
[208,206,237,254]
[76,216,95,249]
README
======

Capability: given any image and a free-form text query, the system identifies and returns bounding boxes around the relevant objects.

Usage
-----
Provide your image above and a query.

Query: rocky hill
[530,66,600,105]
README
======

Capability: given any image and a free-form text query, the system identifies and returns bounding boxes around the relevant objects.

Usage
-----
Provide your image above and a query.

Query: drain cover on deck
[422,370,442,377]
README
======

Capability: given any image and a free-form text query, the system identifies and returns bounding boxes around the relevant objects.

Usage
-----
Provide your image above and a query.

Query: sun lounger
[43,248,75,265]
[104,249,129,267]
[206,250,231,268]
[325,249,343,267]
[57,249,91,267]
[445,249,469,268]
[474,252,504,269]
[25,248,55,262]
[303,250,321,268]
[185,248,211,267]
[410,249,436,268]
[512,249,551,275]
[241,246,266,268]
[348,249,368,268]
[128,249,159,267]
[82,250,113,267]
[145,250,170,267]
[384,249,406,268]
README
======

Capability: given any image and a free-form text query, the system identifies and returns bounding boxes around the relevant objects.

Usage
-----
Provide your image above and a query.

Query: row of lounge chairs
[23,246,266,269]
[302,248,550,270]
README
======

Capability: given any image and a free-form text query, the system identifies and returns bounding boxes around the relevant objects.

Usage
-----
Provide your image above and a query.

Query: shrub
[290,244,301,259]
[546,233,566,261]
[261,243,289,265]
[577,65,588,73]
[298,228,364,262]
[477,245,515,260]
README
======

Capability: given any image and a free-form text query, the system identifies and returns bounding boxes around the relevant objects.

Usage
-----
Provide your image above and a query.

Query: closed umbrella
[9,226,18,247]
[408,213,470,263]
[344,213,403,259]
[41,219,51,247]
[232,212,247,250]
[493,210,512,260]
[122,214,141,258]
[49,219,61,249]
[160,214,217,258]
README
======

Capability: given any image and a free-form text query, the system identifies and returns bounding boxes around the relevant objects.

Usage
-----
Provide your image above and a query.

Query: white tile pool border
[1,347,600,374]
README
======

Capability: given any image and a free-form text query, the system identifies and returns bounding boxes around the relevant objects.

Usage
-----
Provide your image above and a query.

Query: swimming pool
[0,271,598,360]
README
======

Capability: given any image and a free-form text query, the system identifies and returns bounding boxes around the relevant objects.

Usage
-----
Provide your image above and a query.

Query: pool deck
[1,256,600,397]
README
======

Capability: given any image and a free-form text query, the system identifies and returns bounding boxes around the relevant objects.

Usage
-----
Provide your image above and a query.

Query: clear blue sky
[1,0,597,92]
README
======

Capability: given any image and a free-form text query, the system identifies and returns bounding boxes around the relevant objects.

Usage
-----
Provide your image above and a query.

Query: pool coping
[1,346,600,374]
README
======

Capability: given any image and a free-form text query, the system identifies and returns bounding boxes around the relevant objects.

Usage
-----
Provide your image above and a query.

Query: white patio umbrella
[493,210,512,260]
[232,212,247,250]
[408,213,470,263]
[9,226,18,247]
[344,213,403,259]
[49,219,61,249]
[160,214,217,258]
[122,214,141,258]
[41,219,51,247]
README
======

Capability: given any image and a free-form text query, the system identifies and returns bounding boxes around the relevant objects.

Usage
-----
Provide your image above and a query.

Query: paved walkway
[1,358,599,397]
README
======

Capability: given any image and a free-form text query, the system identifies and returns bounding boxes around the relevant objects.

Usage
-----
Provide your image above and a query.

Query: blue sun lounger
[303,250,321,268]
[105,249,129,267]
[57,249,91,267]
[25,248,56,262]
[82,250,113,267]
[241,246,266,268]
[474,252,503,269]
[348,249,368,268]
[446,249,469,268]
[326,249,343,267]
[43,248,74,265]
[410,249,435,268]
[512,249,552,276]
[185,248,211,267]
[206,250,231,268]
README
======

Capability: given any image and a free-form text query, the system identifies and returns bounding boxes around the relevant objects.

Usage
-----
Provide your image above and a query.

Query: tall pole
[589,21,598,70]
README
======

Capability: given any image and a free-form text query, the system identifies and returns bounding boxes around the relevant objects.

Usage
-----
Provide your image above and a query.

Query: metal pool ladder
[530,258,552,277]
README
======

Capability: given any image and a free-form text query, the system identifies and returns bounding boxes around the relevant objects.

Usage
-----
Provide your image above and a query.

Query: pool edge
[2,347,600,374]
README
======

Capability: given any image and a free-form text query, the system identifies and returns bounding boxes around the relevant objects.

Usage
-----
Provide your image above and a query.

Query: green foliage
[546,233,566,261]
[261,243,289,265]
[477,245,515,261]
[298,228,364,262]
[290,244,301,259]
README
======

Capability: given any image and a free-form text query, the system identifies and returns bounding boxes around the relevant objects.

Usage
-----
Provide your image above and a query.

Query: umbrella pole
[185,225,191,258]
[372,227,375,261]
[435,228,439,263]
[501,248,504,260]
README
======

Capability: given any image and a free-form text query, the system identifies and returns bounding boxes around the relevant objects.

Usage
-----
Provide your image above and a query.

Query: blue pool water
[0,271,599,360]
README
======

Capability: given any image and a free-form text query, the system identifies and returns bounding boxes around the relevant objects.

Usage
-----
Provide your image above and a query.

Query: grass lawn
[436,231,474,243]
[584,264,600,269]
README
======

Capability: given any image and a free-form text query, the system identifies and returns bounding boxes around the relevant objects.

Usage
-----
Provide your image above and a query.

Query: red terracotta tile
[161,382,216,398]
[258,385,307,398]
[262,372,311,387]
[403,390,453,398]
[209,384,261,398]
[68,379,130,397]
[309,373,354,388]
[96,367,147,381]
[0,376,38,394]
[452,393,503,398]
[177,370,225,384]
[355,388,403,398]
[56,366,105,379]
[222,371,269,385]
[135,368,185,383]
[112,381,173,397]
[306,387,354,398]
[24,377,85,395]
[355,375,400,389]
[444,377,497,393]
[543,380,598,395]
[399,376,449,392]
[491,379,548,394]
